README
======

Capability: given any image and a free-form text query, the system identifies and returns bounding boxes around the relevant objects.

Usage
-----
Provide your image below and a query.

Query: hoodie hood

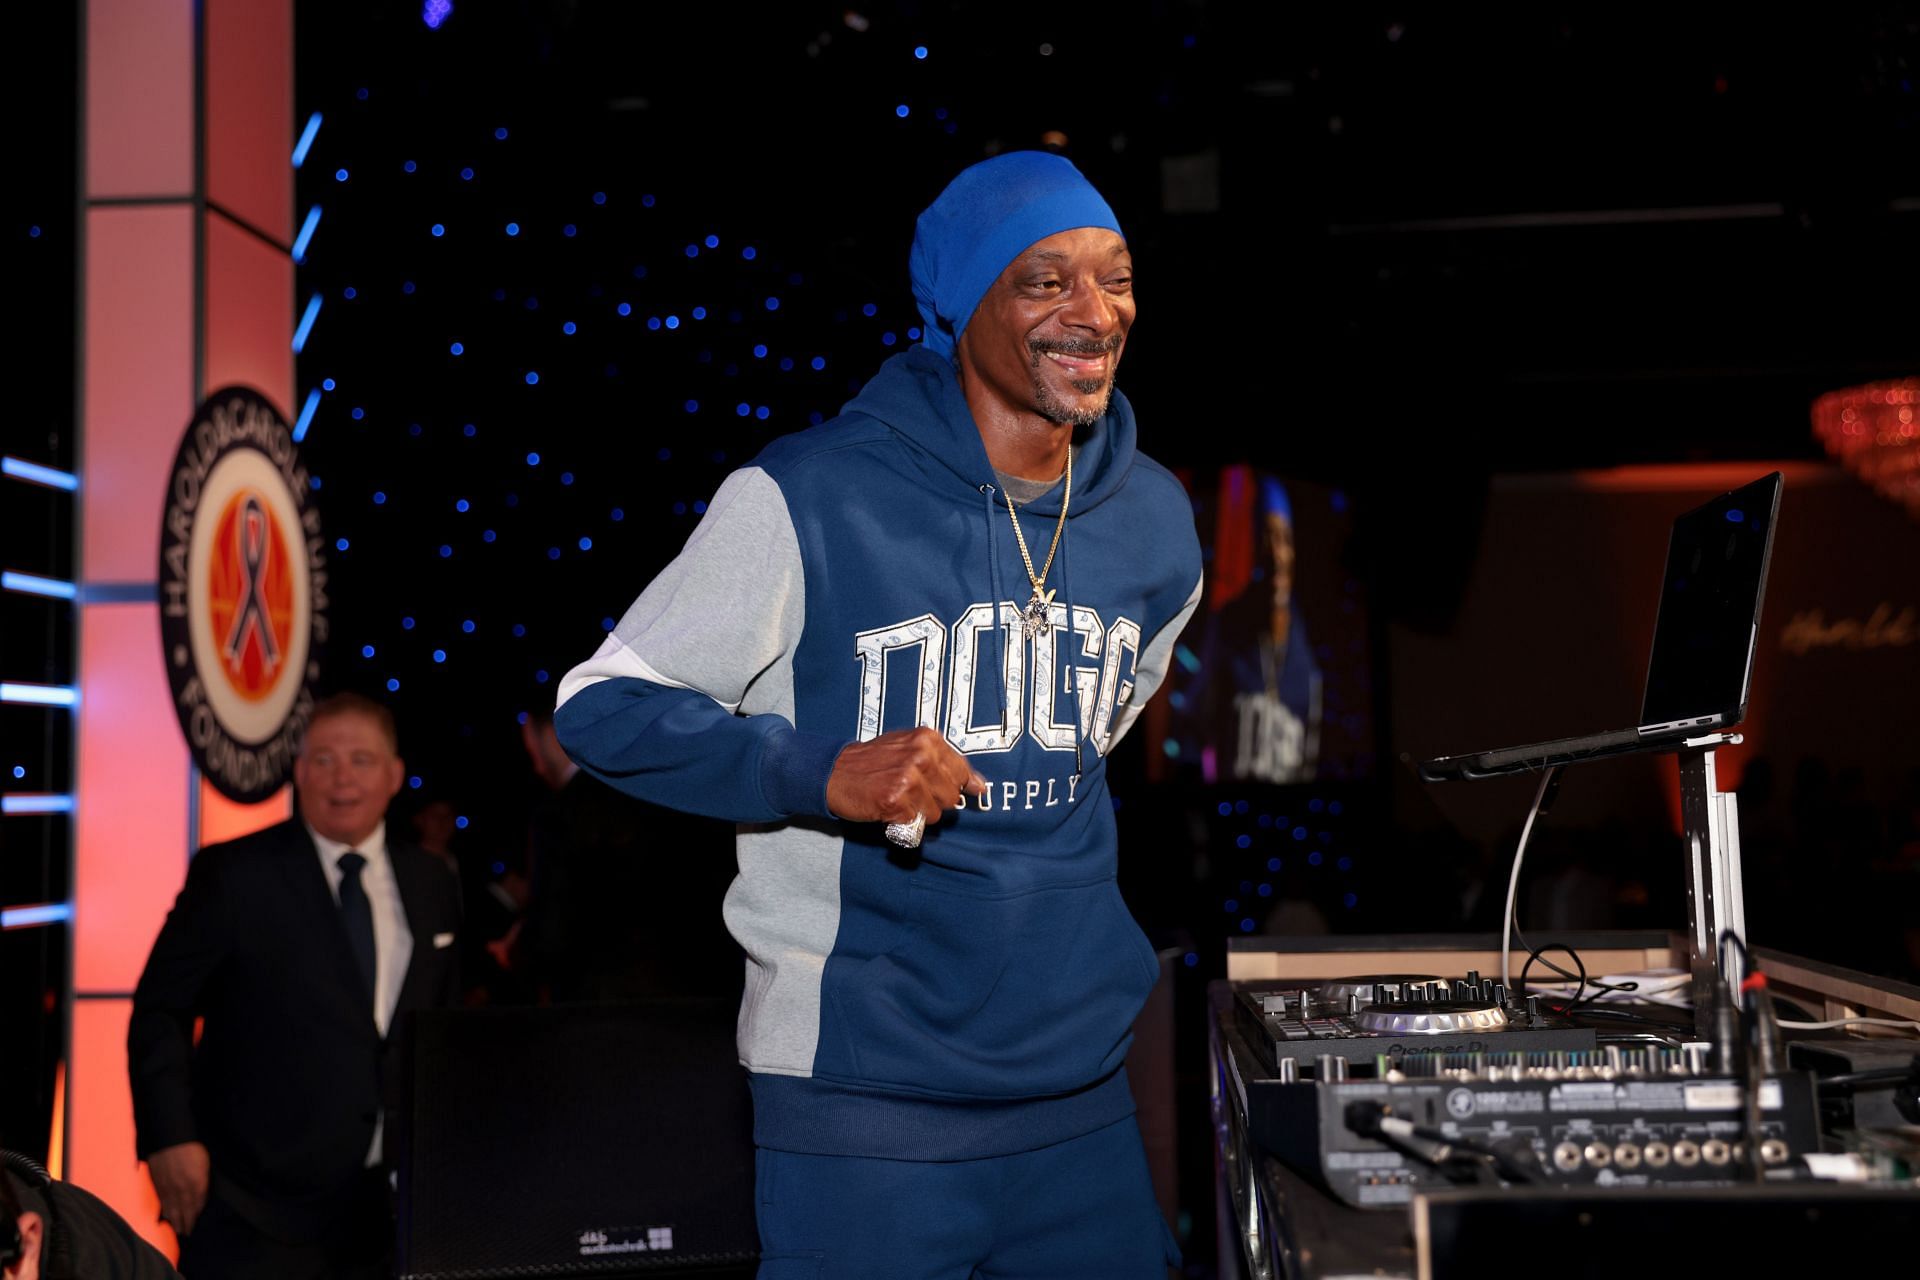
[839,345,1138,518]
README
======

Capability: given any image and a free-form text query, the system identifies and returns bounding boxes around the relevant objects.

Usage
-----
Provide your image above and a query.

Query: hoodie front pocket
[817,876,1157,1098]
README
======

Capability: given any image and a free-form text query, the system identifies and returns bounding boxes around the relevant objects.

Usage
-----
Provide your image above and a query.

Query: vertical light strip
[292,386,322,441]
[291,291,322,352]
[47,1060,66,1180]
[290,203,320,263]
[290,110,321,168]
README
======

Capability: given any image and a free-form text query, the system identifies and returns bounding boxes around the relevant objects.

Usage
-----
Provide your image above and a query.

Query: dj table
[1211,934,1920,1280]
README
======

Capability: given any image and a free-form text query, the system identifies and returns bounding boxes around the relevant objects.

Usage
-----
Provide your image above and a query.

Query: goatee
[1028,337,1121,428]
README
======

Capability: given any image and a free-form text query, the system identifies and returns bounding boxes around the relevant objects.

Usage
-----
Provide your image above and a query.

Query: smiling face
[958,226,1135,434]
[294,709,405,848]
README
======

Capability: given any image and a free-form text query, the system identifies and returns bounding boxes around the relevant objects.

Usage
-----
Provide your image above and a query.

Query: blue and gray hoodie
[555,345,1203,1159]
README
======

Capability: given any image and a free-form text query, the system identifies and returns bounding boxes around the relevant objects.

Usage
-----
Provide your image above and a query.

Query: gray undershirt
[993,444,1079,506]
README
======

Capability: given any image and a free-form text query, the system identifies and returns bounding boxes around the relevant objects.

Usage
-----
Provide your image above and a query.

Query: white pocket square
[433,932,455,949]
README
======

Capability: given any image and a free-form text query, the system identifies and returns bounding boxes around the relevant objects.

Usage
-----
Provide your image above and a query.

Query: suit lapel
[390,844,439,1028]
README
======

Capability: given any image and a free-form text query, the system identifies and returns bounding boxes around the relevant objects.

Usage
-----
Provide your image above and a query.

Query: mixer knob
[1317,1054,1349,1082]
[1466,969,1482,988]
[1277,1057,1298,1084]
[1493,983,1507,1008]
[1525,995,1542,1021]
[1348,993,1363,1016]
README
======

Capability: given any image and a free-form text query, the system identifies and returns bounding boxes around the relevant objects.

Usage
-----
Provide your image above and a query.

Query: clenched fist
[827,728,987,830]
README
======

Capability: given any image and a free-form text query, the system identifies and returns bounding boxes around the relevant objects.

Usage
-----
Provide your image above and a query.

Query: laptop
[1419,471,1783,782]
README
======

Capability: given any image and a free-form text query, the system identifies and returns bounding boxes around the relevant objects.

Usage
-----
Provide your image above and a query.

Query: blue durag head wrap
[1259,474,1294,526]
[909,152,1122,359]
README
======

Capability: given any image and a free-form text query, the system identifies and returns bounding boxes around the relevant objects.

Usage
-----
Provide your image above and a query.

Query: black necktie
[336,851,377,1014]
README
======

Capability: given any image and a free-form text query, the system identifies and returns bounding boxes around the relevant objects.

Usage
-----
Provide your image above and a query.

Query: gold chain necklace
[1004,447,1072,639]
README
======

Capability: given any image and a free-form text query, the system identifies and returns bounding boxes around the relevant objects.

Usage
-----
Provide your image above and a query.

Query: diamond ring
[883,812,926,849]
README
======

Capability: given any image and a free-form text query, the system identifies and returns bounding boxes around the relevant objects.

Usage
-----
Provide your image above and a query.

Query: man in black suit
[129,694,461,1279]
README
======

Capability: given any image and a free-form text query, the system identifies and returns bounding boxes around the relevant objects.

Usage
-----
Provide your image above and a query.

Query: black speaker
[397,1000,758,1278]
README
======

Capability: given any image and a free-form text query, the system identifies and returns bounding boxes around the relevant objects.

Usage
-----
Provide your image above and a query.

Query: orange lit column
[72,0,293,1256]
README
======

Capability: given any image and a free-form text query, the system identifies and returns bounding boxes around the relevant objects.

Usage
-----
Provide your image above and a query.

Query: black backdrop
[290,3,1918,848]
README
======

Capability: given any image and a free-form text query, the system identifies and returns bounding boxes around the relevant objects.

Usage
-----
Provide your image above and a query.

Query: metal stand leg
[1679,740,1747,1040]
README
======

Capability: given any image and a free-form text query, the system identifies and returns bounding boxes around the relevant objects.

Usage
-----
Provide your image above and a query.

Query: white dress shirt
[308,820,413,1164]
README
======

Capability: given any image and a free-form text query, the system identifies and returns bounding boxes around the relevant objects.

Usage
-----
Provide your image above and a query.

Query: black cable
[1511,934,1571,987]
[1404,1125,1537,1185]
[1719,929,1752,985]
[1716,929,1767,1183]
[1571,979,1641,1009]
[1343,1102,1536,1185]
[1510,935,1643,1009]
[1517,943,1584,1005]
[1518,943,1587,1008]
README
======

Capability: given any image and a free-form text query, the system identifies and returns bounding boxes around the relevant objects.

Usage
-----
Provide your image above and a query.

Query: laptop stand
[1677,732,1747,1039]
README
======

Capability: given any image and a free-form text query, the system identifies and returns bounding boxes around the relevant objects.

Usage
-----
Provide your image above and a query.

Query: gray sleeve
[1107,572,1204,750]
[557,466,804,713]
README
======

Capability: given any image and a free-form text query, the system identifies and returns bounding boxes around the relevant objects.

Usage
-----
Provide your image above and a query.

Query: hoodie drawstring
[1061,520,1084,776]
[981,484,1010,730]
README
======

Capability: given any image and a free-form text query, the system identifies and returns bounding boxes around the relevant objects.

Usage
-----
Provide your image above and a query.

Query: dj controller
[1232,972,1600,1073]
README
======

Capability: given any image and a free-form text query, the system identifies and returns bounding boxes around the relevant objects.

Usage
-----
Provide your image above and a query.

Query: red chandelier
[1810,378,1920,521]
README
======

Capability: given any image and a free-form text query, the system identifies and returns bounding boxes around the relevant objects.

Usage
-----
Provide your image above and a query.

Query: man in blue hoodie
[557,152,1202,1278]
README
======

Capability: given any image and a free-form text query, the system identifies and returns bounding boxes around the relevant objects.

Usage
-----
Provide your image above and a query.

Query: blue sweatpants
[753,1114,1179,1280]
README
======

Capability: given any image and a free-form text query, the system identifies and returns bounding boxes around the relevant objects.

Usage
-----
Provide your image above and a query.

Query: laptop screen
[1638,472,1782,730]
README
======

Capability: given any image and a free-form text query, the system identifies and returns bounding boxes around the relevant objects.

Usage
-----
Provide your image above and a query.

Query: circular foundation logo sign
[160,387,329,802]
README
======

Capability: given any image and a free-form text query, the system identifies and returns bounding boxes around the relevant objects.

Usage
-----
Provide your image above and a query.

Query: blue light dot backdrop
[291,0,1380,962]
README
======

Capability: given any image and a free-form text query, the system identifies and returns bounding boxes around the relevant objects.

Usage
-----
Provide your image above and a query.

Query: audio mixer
[1215,973,1821,1209]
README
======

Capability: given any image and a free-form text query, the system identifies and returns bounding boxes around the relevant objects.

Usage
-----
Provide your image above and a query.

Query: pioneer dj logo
[159,387,328,802]
[1383,1040,1490,1061]
[1446,1088,1476,1119]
